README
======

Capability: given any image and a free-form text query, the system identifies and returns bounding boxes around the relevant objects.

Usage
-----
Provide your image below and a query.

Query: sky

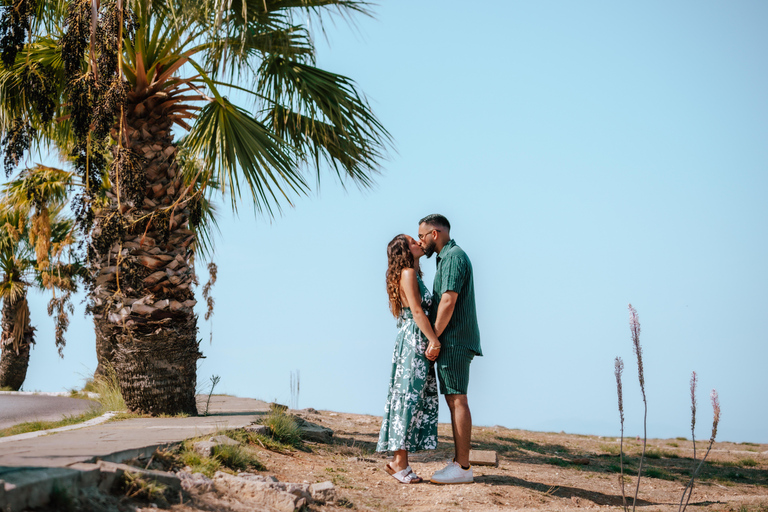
[13,1,768,444]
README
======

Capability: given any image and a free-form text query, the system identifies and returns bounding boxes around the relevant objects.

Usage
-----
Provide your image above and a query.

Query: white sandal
[385,464,423,484]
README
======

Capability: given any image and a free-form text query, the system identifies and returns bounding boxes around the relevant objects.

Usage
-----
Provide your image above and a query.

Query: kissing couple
[376,214,483,484]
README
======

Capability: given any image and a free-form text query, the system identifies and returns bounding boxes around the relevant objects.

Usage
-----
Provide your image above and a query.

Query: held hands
[425,342,441,361]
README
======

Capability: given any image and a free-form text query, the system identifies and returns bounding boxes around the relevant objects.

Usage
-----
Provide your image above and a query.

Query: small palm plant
[0,207,36,390]
[0,165,83,389]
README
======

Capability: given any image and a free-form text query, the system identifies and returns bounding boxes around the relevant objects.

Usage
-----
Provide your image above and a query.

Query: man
[418,214,482,485]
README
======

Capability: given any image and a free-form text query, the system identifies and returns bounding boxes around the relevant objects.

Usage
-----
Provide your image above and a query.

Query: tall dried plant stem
[679,390,720,512]
[679,371,698,511]
[628,304,646,512]
[615,357,628,512]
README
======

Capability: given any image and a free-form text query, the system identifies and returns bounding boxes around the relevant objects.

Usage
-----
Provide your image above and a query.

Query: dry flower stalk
[679,389,721,512]
[628,303,647,512]
[614,356,627,511]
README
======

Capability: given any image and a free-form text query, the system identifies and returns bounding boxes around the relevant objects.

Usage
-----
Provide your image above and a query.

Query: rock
[193,441,216,458]
[237,473,278,483]
[309,481,336,504]
[178,471,213,493]
[210,435,240,446]
[245,424,269,435]
[303,408,318,414]
[469,449,498,467]
[96,461,181,494]
[294,417,334,443]
[572,458,590,465]
[213,472,307,512]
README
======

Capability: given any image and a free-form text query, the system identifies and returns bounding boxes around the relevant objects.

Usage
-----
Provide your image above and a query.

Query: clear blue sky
[17,1,768,443]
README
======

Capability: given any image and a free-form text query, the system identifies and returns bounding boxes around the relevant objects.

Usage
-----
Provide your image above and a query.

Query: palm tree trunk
[0,293,36,390]
[90,94,200,415]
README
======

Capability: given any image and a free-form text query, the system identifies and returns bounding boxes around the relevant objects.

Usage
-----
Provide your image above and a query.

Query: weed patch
[213,443,265,472]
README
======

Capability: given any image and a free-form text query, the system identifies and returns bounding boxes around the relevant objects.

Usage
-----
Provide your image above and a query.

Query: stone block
[294,418,334,444]
[309,481,336,504]
[178,471,213,493]
[469,449,498,467]
[96,461,181,494]
[238,473,278,483]
[209,435,240,446]
[193,440,216,458]
[69,463,102,488]
[212,472,306,512]
[245,424,269,435]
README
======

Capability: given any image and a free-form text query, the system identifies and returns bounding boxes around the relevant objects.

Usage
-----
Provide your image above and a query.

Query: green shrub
[122,471,167,503]
[88,365,126,412]
[179,447,221,478]
[213,444,265,472]
[263,411,302,447]
[645,449,662,459]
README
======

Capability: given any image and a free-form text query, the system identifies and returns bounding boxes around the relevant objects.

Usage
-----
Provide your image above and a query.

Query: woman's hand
[425,342,441,361]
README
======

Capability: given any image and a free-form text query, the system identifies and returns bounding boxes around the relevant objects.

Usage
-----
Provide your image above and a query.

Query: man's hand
[426,343,441,361]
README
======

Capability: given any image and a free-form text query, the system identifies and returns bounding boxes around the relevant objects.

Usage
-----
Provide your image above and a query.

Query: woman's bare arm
[401,269,441,361]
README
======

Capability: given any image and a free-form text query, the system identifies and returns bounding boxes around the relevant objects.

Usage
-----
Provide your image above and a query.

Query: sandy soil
[231,410,768,512]
[45,409,768,512]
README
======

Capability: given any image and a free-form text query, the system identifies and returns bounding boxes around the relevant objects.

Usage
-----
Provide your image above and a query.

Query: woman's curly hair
[386,234,422,318]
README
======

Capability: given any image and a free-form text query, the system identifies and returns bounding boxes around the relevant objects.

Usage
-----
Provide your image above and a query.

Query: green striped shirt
[430,239,482,356]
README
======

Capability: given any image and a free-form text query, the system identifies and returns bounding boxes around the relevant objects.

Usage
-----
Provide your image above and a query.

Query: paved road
[0,395,98,430]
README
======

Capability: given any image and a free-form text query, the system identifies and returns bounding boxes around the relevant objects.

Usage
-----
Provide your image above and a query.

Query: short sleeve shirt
[430,239,482,356]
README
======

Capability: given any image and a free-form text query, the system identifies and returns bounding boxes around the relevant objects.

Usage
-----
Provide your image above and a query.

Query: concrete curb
[0,431,186,511]
[0,391,100,399]
[0,396,270,511]
[0,411,119,444]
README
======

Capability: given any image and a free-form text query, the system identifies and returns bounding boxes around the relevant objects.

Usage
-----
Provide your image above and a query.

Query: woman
[376,234,442,483]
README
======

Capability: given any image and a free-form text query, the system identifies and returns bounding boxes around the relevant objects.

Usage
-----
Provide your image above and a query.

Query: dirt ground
[50,409,768,512]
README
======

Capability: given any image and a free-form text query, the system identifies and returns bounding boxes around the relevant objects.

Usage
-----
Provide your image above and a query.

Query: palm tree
[0,207,36,390]
[0,0,390,414]
[0,166,81,390]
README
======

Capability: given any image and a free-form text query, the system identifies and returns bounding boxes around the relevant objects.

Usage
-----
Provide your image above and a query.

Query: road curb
[0,435,184,510]
[0,411,118,444]
[0,391,100,399]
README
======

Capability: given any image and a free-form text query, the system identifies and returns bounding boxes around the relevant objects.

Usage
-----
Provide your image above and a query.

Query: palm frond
[175,147,220,260]
[259,55,390,186]
[268,105,379,186]
[181,96,306,215]
[1,165,76,209]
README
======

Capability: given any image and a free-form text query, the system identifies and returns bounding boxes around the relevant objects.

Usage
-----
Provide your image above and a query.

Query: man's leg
[445,394,472,467]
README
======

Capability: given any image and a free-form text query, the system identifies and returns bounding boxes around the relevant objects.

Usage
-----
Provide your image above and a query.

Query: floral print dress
[377,276,439,452]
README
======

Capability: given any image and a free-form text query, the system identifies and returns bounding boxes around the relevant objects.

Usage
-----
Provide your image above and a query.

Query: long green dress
[377,275,439,452]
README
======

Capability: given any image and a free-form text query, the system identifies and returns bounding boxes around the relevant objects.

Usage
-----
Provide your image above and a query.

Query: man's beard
[423,238,437,258]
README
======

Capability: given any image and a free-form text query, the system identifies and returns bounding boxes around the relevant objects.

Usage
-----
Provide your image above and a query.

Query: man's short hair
[419,214,450,231]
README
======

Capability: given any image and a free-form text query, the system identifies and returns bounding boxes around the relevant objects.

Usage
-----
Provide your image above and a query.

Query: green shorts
[436,346,475,395]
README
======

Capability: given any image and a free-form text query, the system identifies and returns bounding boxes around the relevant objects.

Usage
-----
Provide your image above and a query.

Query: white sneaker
[430,461,473,484]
